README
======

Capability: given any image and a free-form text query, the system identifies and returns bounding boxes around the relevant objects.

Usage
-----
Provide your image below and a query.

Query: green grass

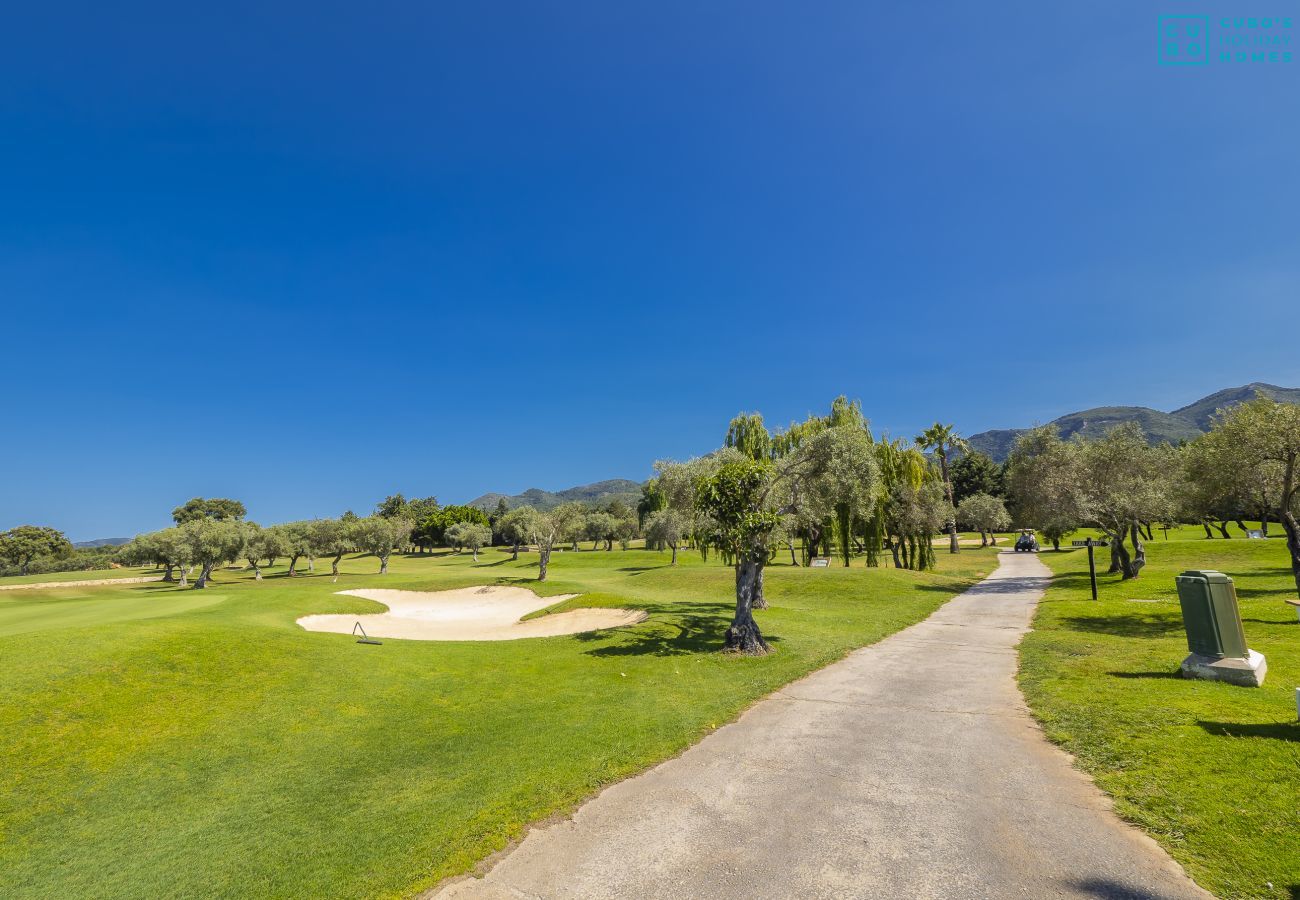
[0,545,996,899]
[0,566,160,585]
[1020,537,1300,900]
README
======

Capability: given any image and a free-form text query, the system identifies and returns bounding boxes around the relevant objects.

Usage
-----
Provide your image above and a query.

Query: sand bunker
[296,585,646,641]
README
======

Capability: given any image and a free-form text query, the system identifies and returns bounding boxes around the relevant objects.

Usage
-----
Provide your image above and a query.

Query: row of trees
[125,513,415,588]
[1003,395,1300,592]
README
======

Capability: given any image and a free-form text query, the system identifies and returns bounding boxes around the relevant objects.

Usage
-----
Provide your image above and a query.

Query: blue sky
[2,1,1297,540]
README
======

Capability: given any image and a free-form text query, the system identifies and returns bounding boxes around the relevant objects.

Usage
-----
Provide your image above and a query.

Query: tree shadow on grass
[1198,720,1299,742]
[1242,617,1298,626]
[1058,614,1184,638]
[571,601,768,657]
[1108,670,1182,680]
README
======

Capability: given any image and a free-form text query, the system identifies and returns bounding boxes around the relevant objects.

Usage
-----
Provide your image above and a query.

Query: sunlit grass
[1020,537,1300,900]
[0,544,994,898]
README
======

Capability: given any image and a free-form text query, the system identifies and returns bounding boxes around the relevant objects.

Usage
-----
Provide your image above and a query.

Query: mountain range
[468,478,643,512]
[967,382,1300,461]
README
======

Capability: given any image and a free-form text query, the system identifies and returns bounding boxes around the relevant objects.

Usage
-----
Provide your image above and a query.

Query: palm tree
[917,422,969,553]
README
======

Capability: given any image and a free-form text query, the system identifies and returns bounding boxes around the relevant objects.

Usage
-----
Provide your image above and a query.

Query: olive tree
[521,504,585,582]
[308,518,352,580]
[350,516,413,574]
[242,523,288,581]
[178,518,247,589]
[644,509,688,565]
[273,522,312,576]
[0,526,73,576]
[172,497,246,524]
[1004,426,1084,550]
[498,507,534,559]
[447,521,491,561]
[956,493,1012,546]
[583,511,616,551]
[1076,423,1175,579]
[1200,396,1300,595]
[696,457,782,654]
[789,424,880,567]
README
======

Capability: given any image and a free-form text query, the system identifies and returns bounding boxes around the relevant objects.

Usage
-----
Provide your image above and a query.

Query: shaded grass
[1020,539,1300,900]
[0,545,995,899]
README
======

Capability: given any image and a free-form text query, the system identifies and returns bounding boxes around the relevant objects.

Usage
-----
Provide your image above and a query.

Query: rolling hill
[468,478,643,512]
[968,382,1300,461]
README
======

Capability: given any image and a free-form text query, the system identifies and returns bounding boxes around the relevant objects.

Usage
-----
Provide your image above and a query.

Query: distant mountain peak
[968,383,1300,461]
[468,479,643,512]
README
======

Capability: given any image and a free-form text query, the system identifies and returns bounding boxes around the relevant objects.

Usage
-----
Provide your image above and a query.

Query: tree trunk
[752,566,768,610]
[724,558,771,654]
[195,562,215,589]
[1052,537,1060,551]
[163,563,175,583]
[888,539,902,568]
[288,553,301,576]
[1107,540,1122,574]
[670,543,678,566]
[1283,511,1300,597]
[1127,521,1145,579]
[989,532,998,547]
[332,553,342,577]
[512,541,520,561]
[1202,521,1213,539]
[979,531,988,547]
[250,561,262,581]
[538,545,552,581]
[1235,519,1249,535]
[308,557,315,573]
[789,540,798,566]
[379,553,389,575]
[178,566,190,588]
[1215,521,1231,539]
[1111,535,1132,579]
[472,547,479,561]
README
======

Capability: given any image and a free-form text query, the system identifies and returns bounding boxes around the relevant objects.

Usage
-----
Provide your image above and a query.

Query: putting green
[0,587,228,638]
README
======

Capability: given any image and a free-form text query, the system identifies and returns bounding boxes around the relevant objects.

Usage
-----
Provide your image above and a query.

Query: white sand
[296,585,646,641]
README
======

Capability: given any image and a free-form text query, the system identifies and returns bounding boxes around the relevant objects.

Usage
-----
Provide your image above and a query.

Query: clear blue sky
[3,1,1297,540]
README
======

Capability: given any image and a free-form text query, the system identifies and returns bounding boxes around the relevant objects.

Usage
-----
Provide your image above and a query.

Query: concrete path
[433,551,1210,900]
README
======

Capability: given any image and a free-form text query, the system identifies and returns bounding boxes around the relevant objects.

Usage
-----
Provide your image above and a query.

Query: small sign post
[1072,538,1110,601]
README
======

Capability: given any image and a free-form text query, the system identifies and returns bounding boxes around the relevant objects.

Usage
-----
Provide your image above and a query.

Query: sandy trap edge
[296,584,647,642]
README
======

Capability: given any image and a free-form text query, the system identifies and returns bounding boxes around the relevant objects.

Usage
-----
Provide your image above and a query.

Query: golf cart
[1014,530,1040,553]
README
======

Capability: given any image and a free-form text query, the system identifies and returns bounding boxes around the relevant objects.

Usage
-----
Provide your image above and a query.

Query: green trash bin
[1174,570,1265,686]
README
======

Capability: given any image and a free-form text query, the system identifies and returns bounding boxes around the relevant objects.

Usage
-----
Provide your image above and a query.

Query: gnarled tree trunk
[195,562,215,589]
[378,553,389,575]
[537,544,552,581]
[1127,521,1146,578]
[725,558,771,654]
[751,566,767,610]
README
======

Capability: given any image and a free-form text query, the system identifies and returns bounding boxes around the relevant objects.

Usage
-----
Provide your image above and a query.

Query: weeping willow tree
[874,439,949,570]
[725,412,773,461]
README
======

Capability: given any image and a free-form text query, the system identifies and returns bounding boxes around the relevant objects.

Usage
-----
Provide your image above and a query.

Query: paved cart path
[434,551,1209,900]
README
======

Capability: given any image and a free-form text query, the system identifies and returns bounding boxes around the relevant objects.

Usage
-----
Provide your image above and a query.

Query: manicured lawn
[0,566,160,585]
[1020,538,1300,900]
[0,545,995,899]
